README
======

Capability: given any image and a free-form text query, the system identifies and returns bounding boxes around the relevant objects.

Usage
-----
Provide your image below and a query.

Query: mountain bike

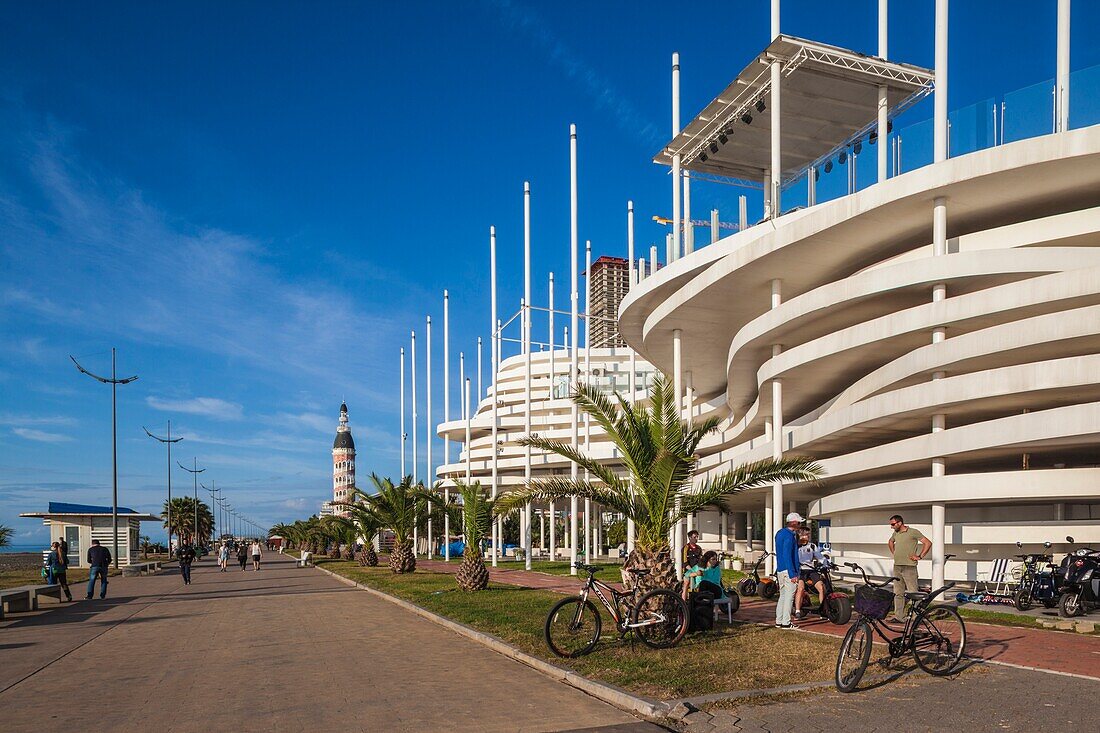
[835,560,966,692]
[544,562,689,658]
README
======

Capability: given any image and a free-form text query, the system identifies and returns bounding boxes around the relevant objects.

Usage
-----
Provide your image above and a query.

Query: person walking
[887,514,931,621]
[250,540,262,571]
[236,542,248,571]
[774,512,803,629]
[218,542,230,572]
[85,539,111,600]
[178,543,196,585]
[47,541,74,602]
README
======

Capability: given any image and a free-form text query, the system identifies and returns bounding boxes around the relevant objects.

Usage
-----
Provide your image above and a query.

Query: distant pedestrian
[236,543,248,571]
[774,512,803,629]
[218,542,230,572]
[887,514,931,621]
[250,540,262,571]
[85,539,111,600]
[47,541,73,602]
[178,543,196,585]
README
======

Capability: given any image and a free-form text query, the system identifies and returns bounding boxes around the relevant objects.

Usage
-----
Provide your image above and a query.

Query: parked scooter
[795,557,852,625]
[1012,541,1063,611]
[1059,536,1100,618]
[737,552,778,600]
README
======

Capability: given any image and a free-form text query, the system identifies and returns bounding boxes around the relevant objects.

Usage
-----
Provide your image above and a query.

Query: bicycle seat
[626,568,651,576]
[903,591,925,601]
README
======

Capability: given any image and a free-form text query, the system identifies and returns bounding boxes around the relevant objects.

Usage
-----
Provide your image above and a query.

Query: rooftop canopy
[19,502,161,521]
[654,35,934,186]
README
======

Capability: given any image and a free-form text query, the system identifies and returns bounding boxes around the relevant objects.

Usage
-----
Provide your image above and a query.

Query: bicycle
[835,560,966,692]
[544,562,689,658]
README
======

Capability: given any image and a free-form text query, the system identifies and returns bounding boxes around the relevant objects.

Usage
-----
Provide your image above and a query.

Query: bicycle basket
[854,585,894,619]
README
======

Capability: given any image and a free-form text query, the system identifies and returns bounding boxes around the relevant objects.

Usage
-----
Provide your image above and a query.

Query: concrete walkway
[0,555,662,733]
[418,558,1100,680]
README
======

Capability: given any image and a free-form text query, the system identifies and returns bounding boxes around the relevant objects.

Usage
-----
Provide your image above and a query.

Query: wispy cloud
[146,396,244,421]
[486,0,663,148]
[12,427,74,442]
[0,413,78,428]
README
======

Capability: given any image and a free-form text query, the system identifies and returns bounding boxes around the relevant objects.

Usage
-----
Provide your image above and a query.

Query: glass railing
[759,63,1100,227]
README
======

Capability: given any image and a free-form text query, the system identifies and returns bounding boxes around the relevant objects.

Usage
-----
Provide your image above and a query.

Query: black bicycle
[544,562,689,658]
[835,561,966,692]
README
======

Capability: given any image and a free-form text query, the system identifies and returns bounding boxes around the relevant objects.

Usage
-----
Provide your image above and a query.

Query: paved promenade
[0,555,661,733]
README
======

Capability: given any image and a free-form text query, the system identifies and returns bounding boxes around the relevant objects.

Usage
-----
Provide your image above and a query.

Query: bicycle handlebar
[843,561,897,588]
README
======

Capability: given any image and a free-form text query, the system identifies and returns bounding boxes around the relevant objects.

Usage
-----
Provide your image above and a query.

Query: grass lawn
[312,557,841,700]
[0,566,122,591]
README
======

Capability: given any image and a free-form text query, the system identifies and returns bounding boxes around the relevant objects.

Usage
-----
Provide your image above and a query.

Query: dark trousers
[697,580,724,598]
[238,557,247,569]
[52,570,74,601]
[86,566,108,599]
[180,563,192,583]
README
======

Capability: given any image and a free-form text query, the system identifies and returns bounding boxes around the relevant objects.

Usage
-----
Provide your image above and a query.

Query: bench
[1,584,65,619]
[121,561,162,577]
[295,552,313,567]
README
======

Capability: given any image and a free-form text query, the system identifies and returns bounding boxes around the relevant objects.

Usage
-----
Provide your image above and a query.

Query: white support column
[411,329,418,556]
[540,509,546,557]
[443,292,450,561]
[770,279,784,574]
[671,52,681,261]
[523,181,533,571]
[738,195,747,231]
[878,0,889,182]
[710,209,719,244]
[673,328,684,580]
[426,315,433,558]
[934,0,949,163]
[569,123,580,575]
[931,502,946,588]
[769,0,781,216]
[931,194,948,588]
[683,171,693,255]
[400,347,406,478]
[745,512,753,551]
[1056,0,1071,132]
[490,225,500,568]
[764,494,774,571]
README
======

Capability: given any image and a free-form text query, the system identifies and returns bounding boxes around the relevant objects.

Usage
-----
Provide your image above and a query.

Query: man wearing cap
[774,512,803,628]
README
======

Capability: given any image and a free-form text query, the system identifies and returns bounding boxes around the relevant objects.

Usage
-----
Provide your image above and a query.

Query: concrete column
[931,503,946,588]
[934,0,949,163]
[1056,0,1071,133]
[764,495,774,573]
[770,279,784,572]
[931,195,948,589]
[549,500,556,560]
[745,512,753,550]
[877,0,889,182]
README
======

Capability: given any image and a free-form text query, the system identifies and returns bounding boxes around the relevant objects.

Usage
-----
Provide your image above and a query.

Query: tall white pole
[524,181,533,571]
[626,209,636,554]
[672,328,684,580]
[443,292,451,561]
[1056,0,1071,133]
[400,348,406,477]
[683,173,693,255]
[426,315,433,558]
[477,337,483,403]
[584,238,592,560]
[671,53,681,261]
[770,0,782,217]
[411,329,418,556]
[490,225,500,568]
[459,352,465,419]
[627,201,635,286]
[548,272,556,560]
[934,0,949,163]
[569,123,580,575]
[464,379,472,487]
[878,0,889,182]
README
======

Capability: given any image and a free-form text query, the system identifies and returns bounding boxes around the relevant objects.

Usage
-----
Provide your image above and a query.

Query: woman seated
[681,550,724,600]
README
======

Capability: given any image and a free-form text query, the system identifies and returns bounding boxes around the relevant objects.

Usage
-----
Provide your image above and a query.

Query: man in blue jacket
[774,512,803,628]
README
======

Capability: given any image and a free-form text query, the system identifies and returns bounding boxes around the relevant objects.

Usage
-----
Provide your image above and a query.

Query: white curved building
[620,5,1100,584]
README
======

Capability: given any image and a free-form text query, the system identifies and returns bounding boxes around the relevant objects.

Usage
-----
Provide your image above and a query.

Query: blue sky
[2,1,1097,546]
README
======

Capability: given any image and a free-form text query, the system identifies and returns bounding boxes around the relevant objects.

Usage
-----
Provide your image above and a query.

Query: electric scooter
[1058,536,1100,618]
[796,558,852,625]
[737,552,778,600]
[1012,541,1063,611]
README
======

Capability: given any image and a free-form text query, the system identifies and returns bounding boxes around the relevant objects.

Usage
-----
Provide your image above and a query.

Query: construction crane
[652,215,740,231]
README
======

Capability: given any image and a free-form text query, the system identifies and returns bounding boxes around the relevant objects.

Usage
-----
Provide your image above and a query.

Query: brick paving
[419,558,1100,680]
[0,555,664,733]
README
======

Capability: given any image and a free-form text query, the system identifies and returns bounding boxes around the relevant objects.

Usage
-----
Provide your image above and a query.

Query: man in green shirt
[887,514,931,621]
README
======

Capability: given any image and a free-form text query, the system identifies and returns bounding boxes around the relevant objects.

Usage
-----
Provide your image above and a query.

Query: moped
[796,557,852,625]
[1058,535,1100,618]
[1011,540,1063,611]
[736,552,778,600]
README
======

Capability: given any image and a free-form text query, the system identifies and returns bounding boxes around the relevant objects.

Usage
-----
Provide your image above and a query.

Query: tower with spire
[332,402,355,516]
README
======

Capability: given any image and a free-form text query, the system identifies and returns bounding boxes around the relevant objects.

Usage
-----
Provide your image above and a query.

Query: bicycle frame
[577,571,658,631]
[846,561,956,657]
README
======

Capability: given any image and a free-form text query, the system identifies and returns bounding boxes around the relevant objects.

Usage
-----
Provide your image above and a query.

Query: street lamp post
[201,482,220,543]
[144,421,183,556]
[177,459,205,549]
[71,348,138,569]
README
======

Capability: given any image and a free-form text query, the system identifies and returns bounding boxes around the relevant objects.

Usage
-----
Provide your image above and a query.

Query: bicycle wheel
[911,605,966,676]
[835,619,873,692]
[737,577,757,596]
[544,596,601,658]
[632,589,688,650]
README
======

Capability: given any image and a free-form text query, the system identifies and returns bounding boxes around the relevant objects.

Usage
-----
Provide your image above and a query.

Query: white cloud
[146,396,244,421]
[0,413,77,427]
[283,497,308,510]
[12,427,73,442]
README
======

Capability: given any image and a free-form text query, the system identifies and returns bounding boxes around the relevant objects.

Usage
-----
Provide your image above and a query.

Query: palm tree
[162,497,214,546]
[140,535,152,558]
[350,474,430,574]
[341,504,383,567]
[0,523,13,549]
[452,480,499,591]
[496,375,823,592]
[321,515,357,560]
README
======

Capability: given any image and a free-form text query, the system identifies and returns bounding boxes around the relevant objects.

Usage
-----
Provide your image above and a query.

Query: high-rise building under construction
[587,256,630,348]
